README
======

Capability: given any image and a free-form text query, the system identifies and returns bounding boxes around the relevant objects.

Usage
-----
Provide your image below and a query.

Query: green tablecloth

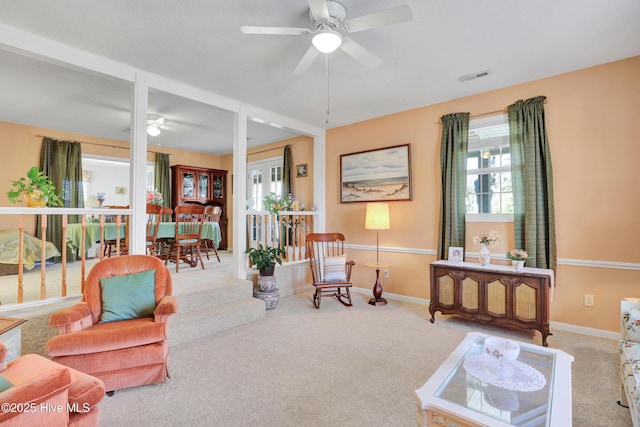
[66,222,221,253]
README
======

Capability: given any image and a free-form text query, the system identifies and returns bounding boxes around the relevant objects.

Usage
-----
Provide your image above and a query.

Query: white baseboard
[549,320,618,340]
[352,287,619,340]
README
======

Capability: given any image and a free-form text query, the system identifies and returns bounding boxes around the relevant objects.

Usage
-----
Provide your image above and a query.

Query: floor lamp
[365,202,390,306]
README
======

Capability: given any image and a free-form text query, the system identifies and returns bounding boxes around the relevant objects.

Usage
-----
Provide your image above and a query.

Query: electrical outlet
[584,294,595,307]
[383,269,390,279]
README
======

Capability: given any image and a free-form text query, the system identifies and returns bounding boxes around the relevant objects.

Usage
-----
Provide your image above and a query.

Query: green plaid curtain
[154,152,171,210]
[282,145,292,197]
[37,138,84,261]
[509,96,556,270]
[437,113,469,260]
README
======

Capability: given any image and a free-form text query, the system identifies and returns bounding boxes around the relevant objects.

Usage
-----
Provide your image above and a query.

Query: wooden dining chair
[306,233,355,309]
[164,205,205,272]
[154,206,173,257]
[145,204,163,256]
[201,205,221,262]
[103,205,129,258]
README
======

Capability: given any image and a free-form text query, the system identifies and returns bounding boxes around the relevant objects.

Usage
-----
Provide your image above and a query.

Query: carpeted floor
[96,290,631,427]
[1,251,630,426]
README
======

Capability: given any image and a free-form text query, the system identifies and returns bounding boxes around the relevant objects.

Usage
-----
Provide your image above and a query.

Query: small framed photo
[448,247,464,263]
[296,163,308,178]
[115,186,127,195]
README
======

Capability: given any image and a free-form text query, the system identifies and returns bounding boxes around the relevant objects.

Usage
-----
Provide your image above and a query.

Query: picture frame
[115,186,127,195]
[448,247,464,263]
[296,163,308,178]
[340,144,412,203]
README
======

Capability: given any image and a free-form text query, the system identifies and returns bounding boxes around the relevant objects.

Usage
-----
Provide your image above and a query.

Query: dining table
[66,221,221,257]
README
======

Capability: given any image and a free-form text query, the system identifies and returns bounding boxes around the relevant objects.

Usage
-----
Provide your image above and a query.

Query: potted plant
[506,249,528,271]
[245,243,286,276]
[7,166,64,207]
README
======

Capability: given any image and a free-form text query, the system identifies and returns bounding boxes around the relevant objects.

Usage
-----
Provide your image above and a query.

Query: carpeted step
[174,277,254,313]
[168,297,265,346]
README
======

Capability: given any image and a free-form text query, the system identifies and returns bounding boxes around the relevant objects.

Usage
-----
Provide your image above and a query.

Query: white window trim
[466,114,512,217]
[466,213,514,223]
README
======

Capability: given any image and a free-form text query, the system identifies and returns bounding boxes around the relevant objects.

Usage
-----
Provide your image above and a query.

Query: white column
[313,132,326,233]
[233,107,248,279]
[129,73,148,254]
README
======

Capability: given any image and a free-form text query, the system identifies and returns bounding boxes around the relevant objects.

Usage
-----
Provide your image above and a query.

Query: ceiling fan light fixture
[147,113,167,136]
[147,124,161,137]
[312,28,342,53]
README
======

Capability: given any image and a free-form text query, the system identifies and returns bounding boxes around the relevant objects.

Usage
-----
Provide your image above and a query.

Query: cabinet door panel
[213,175,224,199]
[198,173,209,199]
[515,283,538,321]
[183,172,195,198]
[486,280,507,315]
[461,277,479,311]
[437,275,455,306]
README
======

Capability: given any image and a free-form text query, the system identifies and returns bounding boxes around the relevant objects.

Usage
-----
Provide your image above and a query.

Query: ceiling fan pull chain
[325,54,330,124]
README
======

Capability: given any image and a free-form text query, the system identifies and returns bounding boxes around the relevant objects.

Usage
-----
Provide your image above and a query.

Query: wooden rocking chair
[306,233,355,309]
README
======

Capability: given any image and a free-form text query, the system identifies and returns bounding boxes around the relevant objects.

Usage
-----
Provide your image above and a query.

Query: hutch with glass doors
[170,164,228,249]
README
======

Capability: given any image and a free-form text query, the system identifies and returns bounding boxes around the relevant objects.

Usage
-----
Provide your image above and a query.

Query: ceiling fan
[240,0,413,74]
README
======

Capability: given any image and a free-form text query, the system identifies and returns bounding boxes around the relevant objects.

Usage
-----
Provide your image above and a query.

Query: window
[247,157,283,211]
[81,156,154,207]
[466,115,513,218]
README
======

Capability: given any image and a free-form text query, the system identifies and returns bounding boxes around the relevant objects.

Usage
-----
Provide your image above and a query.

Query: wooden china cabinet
[171,165,228,249]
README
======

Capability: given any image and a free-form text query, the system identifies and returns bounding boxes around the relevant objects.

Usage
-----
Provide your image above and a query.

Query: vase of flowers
[506,249,528,271]
[146,189,163,205]
[473,229,502,266]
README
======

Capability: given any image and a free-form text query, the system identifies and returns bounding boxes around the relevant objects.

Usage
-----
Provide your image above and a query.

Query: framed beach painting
[340,144,412,203]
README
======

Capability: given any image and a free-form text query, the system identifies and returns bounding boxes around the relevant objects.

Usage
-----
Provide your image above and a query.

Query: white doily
[463,354,547,392]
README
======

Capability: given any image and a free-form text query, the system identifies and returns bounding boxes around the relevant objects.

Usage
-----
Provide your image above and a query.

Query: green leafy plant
[245,243,286,274]
[7,166,64,207]
[263,192,295,214]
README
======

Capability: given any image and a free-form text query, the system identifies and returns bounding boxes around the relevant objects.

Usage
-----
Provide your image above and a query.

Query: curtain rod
[36,135,170,155]
[247,144,291,157]
[435,100,549,125]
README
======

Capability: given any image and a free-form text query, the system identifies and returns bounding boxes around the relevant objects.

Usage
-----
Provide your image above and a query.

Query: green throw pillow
[0,375,14,392]
[100,269,156,323]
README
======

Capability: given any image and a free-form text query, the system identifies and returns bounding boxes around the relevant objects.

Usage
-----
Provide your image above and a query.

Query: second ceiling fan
[241,0,413,74]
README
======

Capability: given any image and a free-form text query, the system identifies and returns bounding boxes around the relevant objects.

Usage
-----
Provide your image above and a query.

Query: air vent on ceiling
[459,70,490,82]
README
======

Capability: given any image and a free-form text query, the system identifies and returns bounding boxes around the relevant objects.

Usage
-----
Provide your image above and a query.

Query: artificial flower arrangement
[146,189,163,205]
[263,193,304,214]
[506,249,529,261]
[472,229,503,247]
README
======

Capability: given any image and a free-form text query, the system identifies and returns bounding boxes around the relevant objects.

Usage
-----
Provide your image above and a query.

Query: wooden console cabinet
[429,261,554,346]
[171,164,228,249]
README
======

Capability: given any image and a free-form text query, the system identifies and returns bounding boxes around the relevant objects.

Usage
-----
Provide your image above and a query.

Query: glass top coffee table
[414,332,574,427]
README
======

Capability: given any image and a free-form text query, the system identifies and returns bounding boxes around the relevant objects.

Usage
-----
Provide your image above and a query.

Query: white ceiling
[0,0,638,155]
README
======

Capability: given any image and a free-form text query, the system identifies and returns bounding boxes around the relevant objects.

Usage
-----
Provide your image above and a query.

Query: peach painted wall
[220,135,314,248]
[326,56,640,332]
[0,121,221,231]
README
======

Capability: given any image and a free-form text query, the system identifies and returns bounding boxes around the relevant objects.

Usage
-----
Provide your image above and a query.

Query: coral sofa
[620,298,640,426]
[46,255,178,392]
[0,341,104,426]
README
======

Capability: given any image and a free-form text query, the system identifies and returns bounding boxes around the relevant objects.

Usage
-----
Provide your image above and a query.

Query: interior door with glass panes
[247,158,283,211]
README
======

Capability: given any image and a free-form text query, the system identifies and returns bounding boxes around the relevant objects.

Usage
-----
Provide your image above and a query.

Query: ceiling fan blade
[307,0,330,20]
[344,4,413,33]
[241,26,310,36]
[293,45,321,75]
[339,38,383,69]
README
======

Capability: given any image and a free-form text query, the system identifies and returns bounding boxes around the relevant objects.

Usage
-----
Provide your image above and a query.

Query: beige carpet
[1,252,630,426]
[96,291,630,427]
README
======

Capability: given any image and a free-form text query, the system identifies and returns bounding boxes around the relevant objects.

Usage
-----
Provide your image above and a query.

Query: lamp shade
[365,202,390,230]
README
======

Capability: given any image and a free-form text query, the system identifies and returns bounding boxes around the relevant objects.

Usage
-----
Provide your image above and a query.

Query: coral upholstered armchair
[46,255,178,393]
